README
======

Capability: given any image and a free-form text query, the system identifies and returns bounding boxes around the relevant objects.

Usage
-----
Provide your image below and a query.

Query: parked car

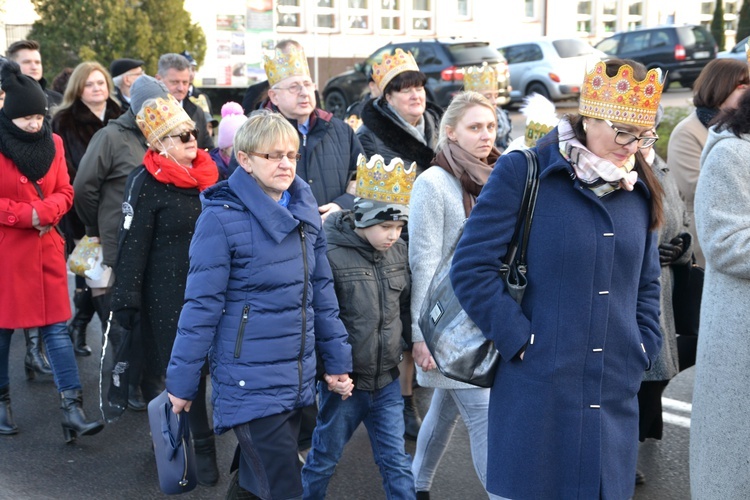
[717,35,749,61]
[594,25,717,89]
[321,38,510,119]
[497,37,606,105]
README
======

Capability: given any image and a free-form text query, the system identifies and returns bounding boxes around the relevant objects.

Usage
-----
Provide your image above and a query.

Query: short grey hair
[113,74,125,87]
[157,53,191,76]
[235,109,299,156]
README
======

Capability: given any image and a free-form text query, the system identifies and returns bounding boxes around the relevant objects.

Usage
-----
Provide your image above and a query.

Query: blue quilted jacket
[166,168,352,434]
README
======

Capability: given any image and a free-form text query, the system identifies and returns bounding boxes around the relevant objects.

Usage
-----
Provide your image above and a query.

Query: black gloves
[658,235,687,266]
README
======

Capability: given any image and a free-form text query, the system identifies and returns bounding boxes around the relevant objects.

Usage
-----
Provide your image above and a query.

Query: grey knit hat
[129,75,169,116]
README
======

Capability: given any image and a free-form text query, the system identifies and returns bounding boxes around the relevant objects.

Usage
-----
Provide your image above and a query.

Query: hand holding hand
[658,236,685,266]
[412,341,436,371]
[324,373,354,400]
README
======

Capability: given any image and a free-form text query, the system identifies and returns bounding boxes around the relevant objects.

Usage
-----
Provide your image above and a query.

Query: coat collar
[227,168,321,243]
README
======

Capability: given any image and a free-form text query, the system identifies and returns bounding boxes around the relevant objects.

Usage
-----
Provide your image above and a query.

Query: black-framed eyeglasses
[247,151,301,162]
[166,129,198,144]
[272,81,316,95]
[604,119,658,149]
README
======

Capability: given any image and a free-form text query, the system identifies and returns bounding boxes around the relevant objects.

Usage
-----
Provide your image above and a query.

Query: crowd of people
[0,33,747,500]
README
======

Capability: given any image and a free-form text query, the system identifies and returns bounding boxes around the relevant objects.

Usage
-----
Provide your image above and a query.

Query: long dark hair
[558,59,664,229]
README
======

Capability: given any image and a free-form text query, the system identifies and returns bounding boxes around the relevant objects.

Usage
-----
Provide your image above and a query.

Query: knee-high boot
[0,385,18,435]
[68,287,94,356]
[60,389,104,443]
[24,328,52,379]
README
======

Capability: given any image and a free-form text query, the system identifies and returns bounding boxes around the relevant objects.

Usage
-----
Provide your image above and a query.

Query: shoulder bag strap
[502,149,539,266]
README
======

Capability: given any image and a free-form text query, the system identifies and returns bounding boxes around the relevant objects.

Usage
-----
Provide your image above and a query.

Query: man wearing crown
[263,43,364,221]
[450,59,665,499]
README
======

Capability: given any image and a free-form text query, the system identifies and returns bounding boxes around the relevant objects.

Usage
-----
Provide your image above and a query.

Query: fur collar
[360,98,442,172]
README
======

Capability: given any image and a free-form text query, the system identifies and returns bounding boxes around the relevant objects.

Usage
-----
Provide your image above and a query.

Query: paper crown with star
[578,61,665,127]
[135,94,192,146]
[371,48,420,93]
[263,45,310,87]
[463,64,498,93]
[355,154,416,205]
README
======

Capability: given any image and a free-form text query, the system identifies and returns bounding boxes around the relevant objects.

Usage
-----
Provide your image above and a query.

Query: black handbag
[672,257,704,338]
[419,149,540,388]
[148,390,198,495]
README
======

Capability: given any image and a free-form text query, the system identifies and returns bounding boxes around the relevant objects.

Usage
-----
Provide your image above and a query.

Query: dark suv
[594,25,717,89]
[322,39,510,119]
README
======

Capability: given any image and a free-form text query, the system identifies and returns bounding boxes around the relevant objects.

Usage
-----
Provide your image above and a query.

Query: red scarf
[142,148,218,191]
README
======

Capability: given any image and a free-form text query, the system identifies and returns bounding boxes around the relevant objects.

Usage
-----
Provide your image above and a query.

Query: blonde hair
[436,91,496,151]
[55,62,115,115]
[234,109,300,155]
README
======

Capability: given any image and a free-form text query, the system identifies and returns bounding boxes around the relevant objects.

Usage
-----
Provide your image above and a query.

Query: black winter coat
[324,211,411,391]
[357,97,442,174]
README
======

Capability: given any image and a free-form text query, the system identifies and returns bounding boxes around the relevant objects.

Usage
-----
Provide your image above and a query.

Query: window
[628,1,642,16]
[578,1,591,15]
[700,2,713,15]
[603,1,617,15]
[627,21,642,30]
[410,0,434,33]
[315,0,339,32]
[277,0,304,31]
[379,0,403,33]
[457,0,471,20]
[346,0,371,31]
[501,44,543,64]
[5,24,33,46]
[604,20,617,33]
[726,0,737,14]
[620,32,649,53]
[524,0,535,18]
[577,20,592,33]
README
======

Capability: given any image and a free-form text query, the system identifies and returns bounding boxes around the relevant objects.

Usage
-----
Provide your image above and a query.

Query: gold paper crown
[525,122,555,148]
[344,113,363,132]
[263,45,310,87]
[520,93,559,148]
[371,49,420,92]
[136,94,192,146]
[578,61,665,127]
[355,154,416,205]
[463,64,498,93]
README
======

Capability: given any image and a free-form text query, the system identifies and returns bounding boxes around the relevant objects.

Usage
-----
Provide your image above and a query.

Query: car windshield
[447,43,500,64]
[553,39,599,58]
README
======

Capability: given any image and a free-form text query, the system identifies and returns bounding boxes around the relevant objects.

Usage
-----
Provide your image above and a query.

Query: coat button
[238,380,245,387]
[603,232,614,237]
[308,179,314,184]
[590,404,601,409]
[598,291,609,295]
[36,178,44,185]
[19,176,28,184]
[7,215,17,224]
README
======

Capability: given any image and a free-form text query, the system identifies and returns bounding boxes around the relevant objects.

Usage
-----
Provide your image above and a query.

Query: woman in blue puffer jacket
[166,110,353,500]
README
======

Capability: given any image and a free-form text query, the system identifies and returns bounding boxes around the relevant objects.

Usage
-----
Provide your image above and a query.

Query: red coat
[0,133,73,329]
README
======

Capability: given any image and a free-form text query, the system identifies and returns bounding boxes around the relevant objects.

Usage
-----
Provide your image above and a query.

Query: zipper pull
[242,305,249,320]
[302,134,307,147]
[299,224,306,239]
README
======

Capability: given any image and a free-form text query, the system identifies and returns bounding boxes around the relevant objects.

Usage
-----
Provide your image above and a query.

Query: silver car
[717,36,749,61]
[498,38,607,104]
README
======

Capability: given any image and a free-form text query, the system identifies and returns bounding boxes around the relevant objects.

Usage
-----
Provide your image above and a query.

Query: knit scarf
[0,110,56,182]
[143,148,218,191]
[695,106,719,129]
[558,117,637,197]
[434,141,499,217]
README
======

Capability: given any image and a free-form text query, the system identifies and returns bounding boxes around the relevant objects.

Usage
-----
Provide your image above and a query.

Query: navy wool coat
[450,129,662,500]
[166,169,353,434]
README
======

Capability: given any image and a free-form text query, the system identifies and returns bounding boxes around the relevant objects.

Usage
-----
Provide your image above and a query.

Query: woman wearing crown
[450,59,664,499]
[110,94,220,485]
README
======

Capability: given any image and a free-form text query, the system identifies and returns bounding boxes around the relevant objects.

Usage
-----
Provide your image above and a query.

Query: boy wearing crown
[263,43,363,221]
[301,154,416,498]
[463,64,513,151]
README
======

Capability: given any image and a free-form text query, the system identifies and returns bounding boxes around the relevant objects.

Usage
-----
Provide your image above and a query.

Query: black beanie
[0,60,48,119]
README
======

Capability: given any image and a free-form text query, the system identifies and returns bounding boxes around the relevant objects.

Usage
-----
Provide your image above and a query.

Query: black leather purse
[419,149,540,387]
[672,257,704,338]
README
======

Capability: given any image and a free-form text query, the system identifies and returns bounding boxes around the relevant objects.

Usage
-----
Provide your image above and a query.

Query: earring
[582,121,588,133]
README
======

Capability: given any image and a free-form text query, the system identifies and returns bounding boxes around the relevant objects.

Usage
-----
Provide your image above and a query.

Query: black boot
[417,492,431,500]
[127,383,147,412]
[69,288,94,356]
[193,434,219,486]
[0,385,18,435]
[60,389,105,443]
[24,328,53,380]
[403,395,422,441]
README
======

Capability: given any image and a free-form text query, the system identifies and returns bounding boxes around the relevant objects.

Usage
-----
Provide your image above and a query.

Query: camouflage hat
[353,198,409,228]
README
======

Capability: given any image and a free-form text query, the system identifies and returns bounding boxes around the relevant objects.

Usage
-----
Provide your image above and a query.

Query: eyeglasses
[273,81,316,95]
[166,129,198,143]
[604,119,658,149]
[247,151,301,162]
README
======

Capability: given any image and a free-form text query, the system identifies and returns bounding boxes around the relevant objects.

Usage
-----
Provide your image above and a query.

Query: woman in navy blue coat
[166,110,353,499]
[451,59,664,499]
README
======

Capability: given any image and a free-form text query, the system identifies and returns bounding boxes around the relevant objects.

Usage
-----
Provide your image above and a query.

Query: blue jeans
[412,387,490,492]
[302,378,415,499]
[0,323,82,392]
